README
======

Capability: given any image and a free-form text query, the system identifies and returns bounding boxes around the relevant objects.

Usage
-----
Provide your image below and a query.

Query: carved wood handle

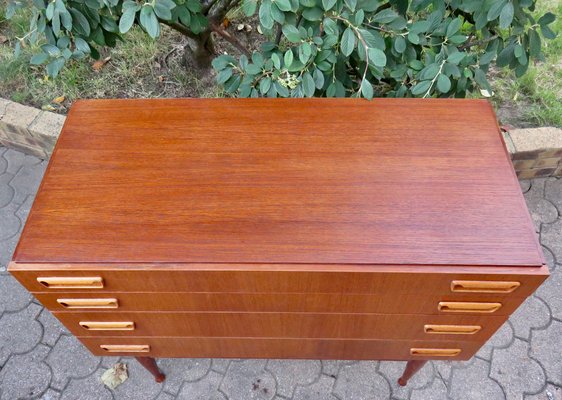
[57,298,118,309]
[100,344,149,353]
[410,348,461,357]
[438,301,502,313]
[424,324,482,335]
[37,277,103,289]
[80,321,135,331]
[451,280,520,293]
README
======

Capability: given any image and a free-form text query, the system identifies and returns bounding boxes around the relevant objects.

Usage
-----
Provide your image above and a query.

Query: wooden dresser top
[13,98,543,267]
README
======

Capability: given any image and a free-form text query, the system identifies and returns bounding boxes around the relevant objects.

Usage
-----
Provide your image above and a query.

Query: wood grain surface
[12,98,543,267]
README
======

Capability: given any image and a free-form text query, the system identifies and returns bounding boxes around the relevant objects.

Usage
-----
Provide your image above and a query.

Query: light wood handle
[57,298,118,309]
[100,344,149,353]
[424,324,482,335]
[410,348,461,357]
[80,321,134,331]
[451,280,520,293]
[37,277,103,289]
[438,301,502,313]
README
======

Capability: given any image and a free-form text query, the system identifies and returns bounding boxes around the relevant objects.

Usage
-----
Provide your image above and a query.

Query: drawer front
[54,311,507,341]
[37,291,528,316]
[11,266,547,297]
[79,336,481,360]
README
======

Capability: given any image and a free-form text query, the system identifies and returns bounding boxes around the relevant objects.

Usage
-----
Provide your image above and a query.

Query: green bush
[6,0,556,98]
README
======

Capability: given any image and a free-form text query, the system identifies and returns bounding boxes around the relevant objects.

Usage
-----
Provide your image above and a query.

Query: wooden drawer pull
[438,301,502,313]
[37,277,103,289]
[451,280,520,293]
[410,348,461,357]
[100,344,149,353]
[424,324,481,335]
[57,298,118,309]
[80,321,134,331]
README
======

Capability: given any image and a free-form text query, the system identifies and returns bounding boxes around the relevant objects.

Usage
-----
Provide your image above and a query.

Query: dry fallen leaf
[244,24,252,32]
[101,363,128,389]
[480,89,493,98]
[237,23,245,31]
[41,104,57,111]
[92,56,111,72]
[52,96,65,104]
[0,35,8,44]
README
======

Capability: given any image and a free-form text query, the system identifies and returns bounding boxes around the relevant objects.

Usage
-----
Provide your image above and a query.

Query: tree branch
[459,34,499,50]
[210,22,251,56]
[158,18,199,40]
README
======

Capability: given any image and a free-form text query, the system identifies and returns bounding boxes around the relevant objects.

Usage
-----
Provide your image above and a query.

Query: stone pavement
[0,145,561,400]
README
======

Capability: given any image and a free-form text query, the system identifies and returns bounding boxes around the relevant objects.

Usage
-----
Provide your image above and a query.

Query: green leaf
[538,12,555,26]
[323,18,338,35]
[322,0,337,11]
[271,53,281,69]
[372,9,398,23]
[496,45,514,67]
[407,32,420,44]
[447,51,465,64]
[487,0,506,21]
[359,29,385,49]
[185,0,202,13]
[30,52,49,65]
[340,27,356,57]
[74,37,90,53]
[275,0,292,11]
[436,73,451,92]
[46,57,65,77]
[101,16,119,32]
[499,2,514,29]
[419,63,440,80]
[41,44,61,57]
[302,71,315,97]
[302,7,323,21]
[345,0,357,11]
[154,1,173,20]
[242,0,258,16]
[394,36,406,53]
[245,64,261,74]
[119,8,136,33]
[259,0,274,29]
[313,68,325,89]
[259,77,272,94]
[411,80,431,95]
[212,54,236,70]
[224,75,241,93]
[368,47,386,67]
[283,25,301,42]
[446,18,462,37]
[69,9,89,35]
[140,6,160,38]
[529,29,541,58]
[360,79,373,99]
[216,68,233,84]
[541,25,556,40]
[284,49,294,67]
[473,67,490,90]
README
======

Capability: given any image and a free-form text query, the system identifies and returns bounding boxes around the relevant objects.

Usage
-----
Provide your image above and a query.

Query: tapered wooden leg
[397,360,428,386]
[135,357,165,383]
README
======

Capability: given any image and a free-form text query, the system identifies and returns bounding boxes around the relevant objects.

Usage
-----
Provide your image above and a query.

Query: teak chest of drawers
[9,98,548,385]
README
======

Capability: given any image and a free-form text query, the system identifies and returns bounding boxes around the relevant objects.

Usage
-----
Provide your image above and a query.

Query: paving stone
[0,172,14,208]
[38,308,69,347]
[521,180,532,193]
[46,335,101,390]
[220,360,276,400]
[0,344,51,400]
[156,392,178,400]
[266,360,322,398]
[525,384,562,400]
[110,359,163,399]
[530,320,562,386]
[536,267,562,320]
[211,358,231,374]
[159,358,212,395]
[0,202,21,242]
[545,178,562,214]
[410,376,449,400]
[476,321,515,361]
[528,199,559,231]
[320,360,357,377]
[491,338,546,400]
[40,388,62,400]
[542,245,557,271]
[293,375,338,400]
[0,274,32,313]
[450,357,504,400]
[378,361,435,400]
[60,368,113,400]
[541,219,562,262]
[9,157,47,205]
[176,370,224,400]
[0,302,43,365]
[3,148,40,174]
[333,361,391,400]
[509,296,551,340]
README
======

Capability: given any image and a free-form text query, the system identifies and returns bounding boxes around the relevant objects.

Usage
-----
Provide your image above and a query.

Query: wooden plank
[12,98,543,267]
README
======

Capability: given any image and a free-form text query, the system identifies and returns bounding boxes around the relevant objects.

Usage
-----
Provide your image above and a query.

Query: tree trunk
[183,31,215,71]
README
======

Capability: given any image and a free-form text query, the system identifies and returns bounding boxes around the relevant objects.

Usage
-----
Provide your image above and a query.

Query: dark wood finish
[10,264,549,296]
[54,311,508,340]
[398,360,428,386]
[135,357,165,383]
[34,291,534,315]
[13,98,542,267]
[79,336,482,360]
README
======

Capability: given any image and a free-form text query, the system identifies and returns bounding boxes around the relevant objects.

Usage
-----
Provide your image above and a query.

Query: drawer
[10,263,548,297]
[79,336,482,360]
[37,291,528,316]
[54,311,507,341]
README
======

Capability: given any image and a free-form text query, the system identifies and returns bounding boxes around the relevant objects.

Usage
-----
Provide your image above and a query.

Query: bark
[183,31,215,70]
